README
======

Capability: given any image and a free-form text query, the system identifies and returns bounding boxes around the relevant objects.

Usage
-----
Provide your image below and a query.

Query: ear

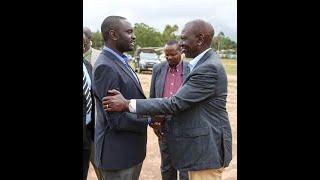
[109,30,117,40]
[197,33,204,45]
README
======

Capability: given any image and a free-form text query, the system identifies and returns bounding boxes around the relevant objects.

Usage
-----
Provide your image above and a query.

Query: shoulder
[182,60,189,65]
[153,61,166,71]
[92,48,101,53]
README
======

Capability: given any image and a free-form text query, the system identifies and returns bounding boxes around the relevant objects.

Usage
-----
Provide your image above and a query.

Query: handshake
[148,115,165,140]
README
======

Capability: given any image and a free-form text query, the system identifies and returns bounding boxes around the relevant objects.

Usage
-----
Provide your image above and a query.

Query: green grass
[186,58,237,76]
[129,58,237,76]
[221,59,237,76]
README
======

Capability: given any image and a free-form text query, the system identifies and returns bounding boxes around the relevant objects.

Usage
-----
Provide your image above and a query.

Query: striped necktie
[83,71,92,114]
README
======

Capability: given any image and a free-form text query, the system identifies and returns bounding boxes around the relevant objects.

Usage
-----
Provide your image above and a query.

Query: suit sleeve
[136,64,218,116]
[94,64,148,132]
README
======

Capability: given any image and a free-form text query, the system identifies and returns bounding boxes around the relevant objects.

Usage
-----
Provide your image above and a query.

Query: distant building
[217,49,237,59]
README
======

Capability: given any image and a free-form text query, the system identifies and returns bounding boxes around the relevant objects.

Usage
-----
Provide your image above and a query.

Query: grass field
[221,58,237,76]
[130,58,237,76]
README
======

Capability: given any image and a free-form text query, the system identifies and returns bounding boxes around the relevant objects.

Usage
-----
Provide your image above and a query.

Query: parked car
[133,48,161,73]
[159,53,167,62]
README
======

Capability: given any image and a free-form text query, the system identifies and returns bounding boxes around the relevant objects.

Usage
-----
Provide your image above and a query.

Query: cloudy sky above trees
[84,0,237,42]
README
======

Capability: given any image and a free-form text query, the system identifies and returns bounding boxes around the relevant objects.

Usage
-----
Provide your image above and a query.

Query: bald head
[83,33,87,53]
[83,27,92,39]
[180,19,215,58]
[184,19,214,47]
[83,27,92,53]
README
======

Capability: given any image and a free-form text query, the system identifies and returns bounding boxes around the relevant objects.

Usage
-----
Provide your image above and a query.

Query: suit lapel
[112,59,144,94]
[157,63,168,97]
[193,49,215,70]
[182,61,190,81]
[102,50,145,95]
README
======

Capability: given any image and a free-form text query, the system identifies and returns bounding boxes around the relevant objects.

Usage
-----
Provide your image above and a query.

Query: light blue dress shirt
[83,62,92,125]
[188,48,212,72]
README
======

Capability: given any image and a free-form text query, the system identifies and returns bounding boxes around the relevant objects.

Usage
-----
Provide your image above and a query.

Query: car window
[140,53,159,60]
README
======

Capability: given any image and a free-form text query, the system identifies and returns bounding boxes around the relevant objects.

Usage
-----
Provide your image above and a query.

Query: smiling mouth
[131,41,135,46]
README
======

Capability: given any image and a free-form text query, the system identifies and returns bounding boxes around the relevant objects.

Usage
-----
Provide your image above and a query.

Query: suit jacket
[83,59,95,150]
[93,49,148,170]
[136,49,232,171]
[90,47,101,66]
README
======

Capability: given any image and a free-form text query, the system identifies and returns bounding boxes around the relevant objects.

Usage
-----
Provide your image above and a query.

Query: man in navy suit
[92,16,163,180]
[103,19,232,180]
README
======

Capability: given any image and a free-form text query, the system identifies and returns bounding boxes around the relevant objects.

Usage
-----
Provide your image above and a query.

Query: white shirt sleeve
[129,99,137,113]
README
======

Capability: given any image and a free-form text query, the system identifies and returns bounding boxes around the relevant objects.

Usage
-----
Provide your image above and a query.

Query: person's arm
[103,63,218,116]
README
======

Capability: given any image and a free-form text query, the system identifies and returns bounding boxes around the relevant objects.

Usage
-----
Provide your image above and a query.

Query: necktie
[83,71,92,114]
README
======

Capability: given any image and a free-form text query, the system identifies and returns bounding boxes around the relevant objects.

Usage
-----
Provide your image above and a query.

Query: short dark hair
[166,39,179,46]
[101,16,126,42]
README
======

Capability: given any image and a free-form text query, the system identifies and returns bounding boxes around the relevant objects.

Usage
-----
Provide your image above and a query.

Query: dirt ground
[88,72,237,180]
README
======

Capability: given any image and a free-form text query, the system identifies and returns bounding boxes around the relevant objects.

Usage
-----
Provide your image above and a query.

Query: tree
[91,30,103,50]
[161,24,179,44]
[211,31,236,51]
[133,23,162,50]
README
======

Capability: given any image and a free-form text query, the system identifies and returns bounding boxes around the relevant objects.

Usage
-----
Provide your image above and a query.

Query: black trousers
[83,125,92,180]
[101,162,143,180]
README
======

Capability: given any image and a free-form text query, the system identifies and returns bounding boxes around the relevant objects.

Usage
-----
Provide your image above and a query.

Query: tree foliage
[161,24,179,44]
[133,23,162,49]
[91,31,104,50]
[90,23,237,53]
[211,32,237,51]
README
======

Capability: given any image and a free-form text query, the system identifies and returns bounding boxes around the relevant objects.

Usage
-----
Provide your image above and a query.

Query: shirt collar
[103,46,128,65]
[188,48,211,71]
[169,59,183,72]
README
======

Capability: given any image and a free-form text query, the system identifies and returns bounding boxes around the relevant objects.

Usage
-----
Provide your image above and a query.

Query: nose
[132,33,136,39]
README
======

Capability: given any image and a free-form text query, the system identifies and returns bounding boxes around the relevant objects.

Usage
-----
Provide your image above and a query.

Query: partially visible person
[83,26,101,65]
[102,19,232,180]
[92,16,164,180]
[83,32,95,180]
[83,26,103,180]
[149,39,190,180]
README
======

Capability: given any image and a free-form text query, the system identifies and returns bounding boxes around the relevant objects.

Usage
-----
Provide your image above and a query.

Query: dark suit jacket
[136,49,232,171]
[92,49,148,170]
[83,59,95,150]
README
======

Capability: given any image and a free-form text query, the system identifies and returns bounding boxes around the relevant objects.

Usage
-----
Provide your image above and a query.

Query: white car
[159,53,167,62]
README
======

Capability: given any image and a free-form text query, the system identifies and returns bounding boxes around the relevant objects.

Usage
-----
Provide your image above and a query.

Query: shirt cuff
[147,117,151,123]
[128,99,137,113]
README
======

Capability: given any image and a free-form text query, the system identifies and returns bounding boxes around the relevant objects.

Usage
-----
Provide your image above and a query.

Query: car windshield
[140,53,159,60]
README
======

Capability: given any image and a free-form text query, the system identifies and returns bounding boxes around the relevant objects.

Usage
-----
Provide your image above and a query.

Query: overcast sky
[83,0,237,42]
